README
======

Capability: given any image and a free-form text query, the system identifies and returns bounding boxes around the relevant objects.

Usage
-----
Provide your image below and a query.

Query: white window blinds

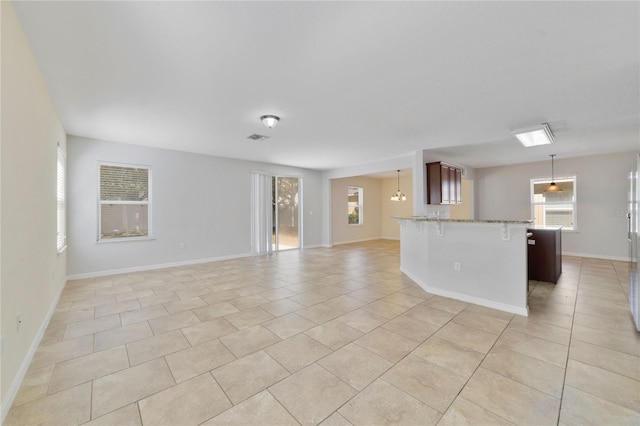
[99,163,151,240]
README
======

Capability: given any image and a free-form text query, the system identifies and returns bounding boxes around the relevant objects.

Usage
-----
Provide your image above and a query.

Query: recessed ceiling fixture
[512,123,554,147]
[261,115,280,129]
[544,154,563,194]
[390,170,407,201]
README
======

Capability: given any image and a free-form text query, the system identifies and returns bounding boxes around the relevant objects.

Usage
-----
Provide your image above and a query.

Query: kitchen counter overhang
[395,217,533,316]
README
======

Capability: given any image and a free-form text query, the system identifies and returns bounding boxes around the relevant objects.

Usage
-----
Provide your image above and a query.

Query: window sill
[97,236,156,244]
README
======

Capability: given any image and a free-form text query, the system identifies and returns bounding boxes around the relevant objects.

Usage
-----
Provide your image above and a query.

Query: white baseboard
[331,237,382,246]
[563,251,630,262]
[380,236,400,241]
[67,252,252,280]
[301,244,324,250]
[401,267,529,317]
[1,278,67,423]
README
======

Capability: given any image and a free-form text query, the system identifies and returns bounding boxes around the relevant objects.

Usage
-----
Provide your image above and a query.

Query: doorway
[273,176,301,251]
[251,172,302,255]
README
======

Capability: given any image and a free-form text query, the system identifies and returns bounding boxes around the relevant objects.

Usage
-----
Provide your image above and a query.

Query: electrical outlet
[179,242,186,249]
[454,262,461,272]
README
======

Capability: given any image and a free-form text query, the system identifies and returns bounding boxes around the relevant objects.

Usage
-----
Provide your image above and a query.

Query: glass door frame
[273,175,303,252]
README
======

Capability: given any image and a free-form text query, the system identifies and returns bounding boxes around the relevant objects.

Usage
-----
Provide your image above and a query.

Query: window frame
[530,175,577,231]
[347,186,364,226]
[97,161,153,242]
[57,144,67,253]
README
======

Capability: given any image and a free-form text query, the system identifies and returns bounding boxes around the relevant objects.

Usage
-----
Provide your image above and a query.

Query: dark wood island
[527,226,562,284]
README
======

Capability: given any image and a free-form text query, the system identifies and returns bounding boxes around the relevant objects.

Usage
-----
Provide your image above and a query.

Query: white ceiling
[13,1,640,170]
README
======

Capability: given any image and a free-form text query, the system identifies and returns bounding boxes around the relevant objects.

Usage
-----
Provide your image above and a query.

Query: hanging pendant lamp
[544,154,563,194]
[390,170,407,201]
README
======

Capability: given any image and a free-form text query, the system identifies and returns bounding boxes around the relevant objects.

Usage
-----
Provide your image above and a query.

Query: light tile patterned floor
[5,240,640,425]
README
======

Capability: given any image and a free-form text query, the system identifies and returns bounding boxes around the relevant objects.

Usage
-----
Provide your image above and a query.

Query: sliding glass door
[273,176,300,251]
[251,172,302,255]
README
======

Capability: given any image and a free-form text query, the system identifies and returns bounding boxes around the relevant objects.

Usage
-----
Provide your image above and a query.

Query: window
[348,186,363,225]
[99,163,151,240]
[531,176,576,230]
[56,145,66,252]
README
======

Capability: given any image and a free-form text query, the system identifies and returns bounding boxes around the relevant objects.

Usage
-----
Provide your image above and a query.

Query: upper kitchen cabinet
[426,162,463,204]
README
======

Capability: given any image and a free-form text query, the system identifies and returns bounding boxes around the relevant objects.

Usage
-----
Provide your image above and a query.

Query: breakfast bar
[395,217,532,316]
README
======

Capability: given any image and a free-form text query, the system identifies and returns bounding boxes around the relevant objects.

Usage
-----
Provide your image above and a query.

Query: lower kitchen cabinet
[527,227,562,284]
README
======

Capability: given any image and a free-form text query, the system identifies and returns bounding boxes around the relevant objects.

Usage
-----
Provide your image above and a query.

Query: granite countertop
[528,225,563,230]
[393,217,533,225]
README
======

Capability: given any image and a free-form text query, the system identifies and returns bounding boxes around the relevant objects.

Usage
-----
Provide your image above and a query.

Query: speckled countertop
[527,225,563,230]
[393,217,533,225]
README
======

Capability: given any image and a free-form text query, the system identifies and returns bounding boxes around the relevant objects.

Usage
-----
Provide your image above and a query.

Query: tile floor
[5,240,640,425]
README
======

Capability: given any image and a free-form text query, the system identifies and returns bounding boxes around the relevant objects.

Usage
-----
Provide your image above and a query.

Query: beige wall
[1,1,67,416]
[476,151,636,260]
[331,176,381,244]
[449,178,474,220]
[380,174,413,239]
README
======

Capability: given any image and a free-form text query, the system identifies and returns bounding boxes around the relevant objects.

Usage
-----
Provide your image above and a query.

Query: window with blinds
[57,145,66,252]
[531,176,577,231]
[99,163,151,240]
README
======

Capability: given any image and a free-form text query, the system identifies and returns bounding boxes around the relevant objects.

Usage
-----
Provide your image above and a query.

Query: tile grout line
[433,310,520,423]
[317,304,470,424]
[559,263,640,413]
[556,257,583,425]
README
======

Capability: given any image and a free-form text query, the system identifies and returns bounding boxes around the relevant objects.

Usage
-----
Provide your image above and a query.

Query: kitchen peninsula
[395,217,532,316]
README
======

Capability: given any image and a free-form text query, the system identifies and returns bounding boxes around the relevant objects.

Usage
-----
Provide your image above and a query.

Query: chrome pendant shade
[390,170,407,201]
[544,154,563,194]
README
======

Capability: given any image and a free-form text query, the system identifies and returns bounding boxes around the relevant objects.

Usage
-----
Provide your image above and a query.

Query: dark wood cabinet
[455,167,462,203]
[527,227,562,284]
[426,162,462,205]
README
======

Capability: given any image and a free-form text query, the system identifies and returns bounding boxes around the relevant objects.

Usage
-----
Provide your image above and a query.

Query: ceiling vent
[247,134,270,141]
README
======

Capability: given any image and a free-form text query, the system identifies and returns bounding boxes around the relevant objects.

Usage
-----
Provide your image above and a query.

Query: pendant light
[390,170,407,201]
[544,154,563,193]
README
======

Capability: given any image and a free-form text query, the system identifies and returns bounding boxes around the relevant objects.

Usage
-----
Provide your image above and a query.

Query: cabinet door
[448,167,457,204]
[440,165,450,204]
[426,162,461,205]
[426,162,442,204]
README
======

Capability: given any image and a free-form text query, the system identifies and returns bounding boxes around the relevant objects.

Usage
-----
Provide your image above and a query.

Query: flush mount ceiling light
[390,170,407,201]
[260,115,280,129]
[544,154,563,194]
[512,123,554,147]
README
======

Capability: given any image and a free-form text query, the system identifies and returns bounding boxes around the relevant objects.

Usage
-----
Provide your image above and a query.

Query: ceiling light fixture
[391,170,407,201]
[544,154,563,194]
[512,123,554,147]
[261,115,280,129]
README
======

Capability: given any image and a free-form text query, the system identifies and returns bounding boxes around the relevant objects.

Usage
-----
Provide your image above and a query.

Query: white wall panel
[67,136,323,276]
